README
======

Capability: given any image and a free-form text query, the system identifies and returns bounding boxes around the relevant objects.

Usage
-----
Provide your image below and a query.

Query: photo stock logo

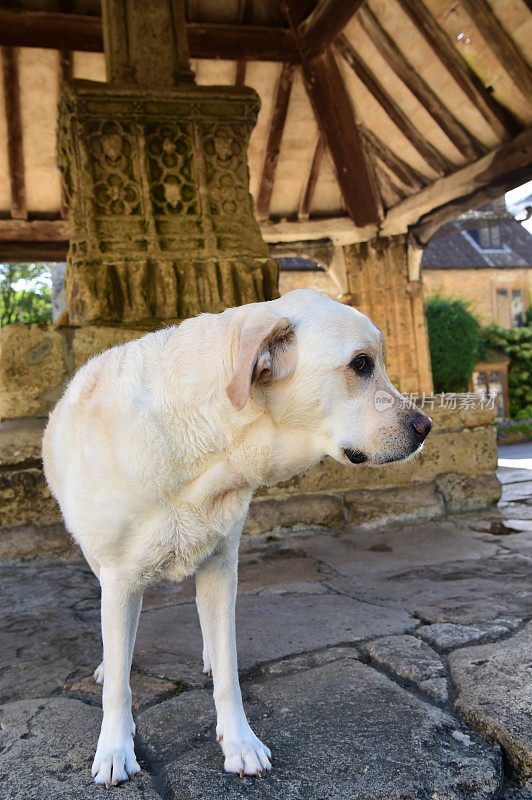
[374,390,394,411]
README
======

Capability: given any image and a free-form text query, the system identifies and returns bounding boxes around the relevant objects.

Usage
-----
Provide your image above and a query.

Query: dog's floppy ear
[226,313,296,410]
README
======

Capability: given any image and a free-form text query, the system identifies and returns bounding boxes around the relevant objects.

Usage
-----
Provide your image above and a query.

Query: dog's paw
[93,661,104,684]
[91,738,140,787]
[219,724,272,777]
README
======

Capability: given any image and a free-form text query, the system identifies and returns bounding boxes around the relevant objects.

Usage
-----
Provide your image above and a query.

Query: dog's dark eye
[349,354,373,376]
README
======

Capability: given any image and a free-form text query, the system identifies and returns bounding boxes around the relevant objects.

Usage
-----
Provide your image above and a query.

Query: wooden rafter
[373,164,408,207]
[59,50,74,85]
[281,0,382,226]
[382,127,532,240]
[0,10,299,63]
[0,219,70,242]
[0,219,69,260]
[360,128,427,191]
[298,135,325,219]
[235,0,253,87]
[459,0,532,100]
[1,47,26,221]
[335,35,452,177]
[297,0,366,57]
[358,6,485,162]
[256,63,295,220]
[7,116,529,258]
[261,128,532,242]
[397,0,519,139]
[234,62,247,85]
[58,51,73,221]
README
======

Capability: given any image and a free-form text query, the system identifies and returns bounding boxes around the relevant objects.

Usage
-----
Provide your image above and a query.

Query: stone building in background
[422,196,532,328]
[422,195,532,417]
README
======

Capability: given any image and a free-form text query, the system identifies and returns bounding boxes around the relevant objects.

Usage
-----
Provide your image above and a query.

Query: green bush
[425,295,481,393]
[481,324,532,419]
[0,263,52,327]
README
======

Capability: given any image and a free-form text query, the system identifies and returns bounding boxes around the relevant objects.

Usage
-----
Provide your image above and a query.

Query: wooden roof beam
[298,136,325,219]
[255,63,295,220]
[262,128,532,243]
[382,127,532,241]
[58,51,73,220]
[0,219,70,242]
[234,62,247,85]
[234,0,254,86]
[0,10,300,63]
[335,35,453,177]
[397,0,519,139]
[359,128,427,191]
[358,6,485,162]
[297,0,366,57]
[374,164,408,206]
[459,0,532,100]
[281,0,382,226]
[1,47,26,220]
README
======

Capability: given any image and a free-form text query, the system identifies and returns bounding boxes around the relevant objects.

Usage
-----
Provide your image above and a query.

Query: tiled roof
[422,207,532,270]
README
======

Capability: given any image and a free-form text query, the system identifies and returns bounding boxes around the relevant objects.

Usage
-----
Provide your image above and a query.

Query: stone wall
[0,322,500,558]
[248,404,500,534]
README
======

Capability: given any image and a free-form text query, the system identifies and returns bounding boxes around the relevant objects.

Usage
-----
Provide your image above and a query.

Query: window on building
[471,368,507,418]
[495,287,526,328]
[471,225,502,249]
[511,289,526,326]
[496,288,511,327]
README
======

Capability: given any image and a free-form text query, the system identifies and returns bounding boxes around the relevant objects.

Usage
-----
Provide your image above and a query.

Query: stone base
[0,321,501,556]
[0,399,501,559]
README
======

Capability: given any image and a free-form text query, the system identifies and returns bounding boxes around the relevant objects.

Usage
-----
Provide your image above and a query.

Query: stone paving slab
[153,657,502,800]
[134,593,416,679]
[449,621,532,784]
[288,521,500,576]
[496,467,532,485]
[141,553,326,610]
[498,503,532,520]
[70,671,179,711]
[497,532,532,557]
[417,619,522,652]
[0,607,100,704]
[327,554,532,624]
[360,634,449,703]
[0,697,161,800]
[500,481,532,503]
[499,520,532,533]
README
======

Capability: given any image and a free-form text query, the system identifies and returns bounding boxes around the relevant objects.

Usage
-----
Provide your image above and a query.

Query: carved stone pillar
[345,235,433,394]
[57,0,278,326]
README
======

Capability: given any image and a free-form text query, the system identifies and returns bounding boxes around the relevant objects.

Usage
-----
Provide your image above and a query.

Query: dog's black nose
[410,412,433,440]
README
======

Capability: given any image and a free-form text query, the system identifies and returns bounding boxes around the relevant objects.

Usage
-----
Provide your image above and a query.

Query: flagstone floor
[0,446,530,800]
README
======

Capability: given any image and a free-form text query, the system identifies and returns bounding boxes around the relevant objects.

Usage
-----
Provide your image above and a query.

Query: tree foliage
[425,295,481,393]
[481,323,532,419]
[0,263,52,327]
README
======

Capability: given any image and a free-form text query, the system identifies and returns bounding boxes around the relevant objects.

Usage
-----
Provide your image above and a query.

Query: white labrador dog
[42,289,432,787]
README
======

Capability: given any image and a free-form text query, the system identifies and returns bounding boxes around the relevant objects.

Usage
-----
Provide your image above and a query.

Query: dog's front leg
[91,567,142,787]
[195,534,272,776]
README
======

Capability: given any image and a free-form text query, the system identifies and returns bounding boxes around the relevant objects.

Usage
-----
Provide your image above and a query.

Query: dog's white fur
[42,289,430,786]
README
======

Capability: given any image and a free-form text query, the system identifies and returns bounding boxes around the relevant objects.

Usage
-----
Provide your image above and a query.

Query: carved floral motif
[89,121,141,216]
[146,123,198,216]
[201,123,249,215]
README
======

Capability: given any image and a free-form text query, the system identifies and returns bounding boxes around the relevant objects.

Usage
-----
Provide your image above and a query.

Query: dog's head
[226,289,432,468]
